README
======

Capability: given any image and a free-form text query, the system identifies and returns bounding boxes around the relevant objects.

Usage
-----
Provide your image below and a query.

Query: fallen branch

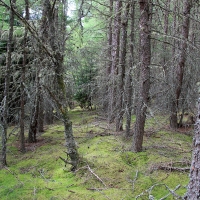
[157,165,190,172]
[74,164,107,187]
[128,170,138,193]
[59,156,73,166]
[160,184,181,200]
[136,183,182,200]
[87,188,107,191]
[87,165,107,187]
[150,161,190,173]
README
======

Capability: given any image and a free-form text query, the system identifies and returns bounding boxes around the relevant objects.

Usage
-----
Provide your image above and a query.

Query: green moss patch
[0,112,192,199]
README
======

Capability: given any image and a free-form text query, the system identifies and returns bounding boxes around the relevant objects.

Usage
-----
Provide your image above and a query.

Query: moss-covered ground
[0,108,193,199]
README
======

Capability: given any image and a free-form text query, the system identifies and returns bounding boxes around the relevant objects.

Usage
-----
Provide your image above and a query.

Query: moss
[0,111,192,199]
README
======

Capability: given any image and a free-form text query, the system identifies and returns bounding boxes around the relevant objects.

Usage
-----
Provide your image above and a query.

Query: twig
[87,165,107,187]
[160,184,181,200]
[4,166,24,185]
[150,161,190,173]
[135,183,182,200]
[128,170,138,193]
[157,166,190,172]
[87,188,107,191]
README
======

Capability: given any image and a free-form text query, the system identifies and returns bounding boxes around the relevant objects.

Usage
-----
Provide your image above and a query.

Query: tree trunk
[44,101,54,125]
[63,116,79,171]
[42,0,79,170]
[116,3,130,132]
[185,97,200,199]
[1,0,15,168]
[125,1,135,137]
[170,0,191,129]
[162,0,170,73]
[103,0,113,113]
[132,0,151,152]
[28,70,40,143]
[38,95,44,133]
[125,71,133,137]
[108,0,122,123]
[19,0,29,152]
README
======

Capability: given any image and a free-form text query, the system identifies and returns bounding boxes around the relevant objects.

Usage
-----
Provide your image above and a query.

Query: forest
[1,0,200,199]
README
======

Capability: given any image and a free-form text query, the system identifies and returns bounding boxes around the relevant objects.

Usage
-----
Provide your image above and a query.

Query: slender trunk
[170,0,192,129]
[107,0,113,75]
[44,101,54,124]
[125,71,133,137]
[132,0,151,152]
[169,0,178,129]
[185,97,200,199]
[28,71,40,143]
[43,0,79,170]
[38,95,44,133]
[116,3,130,131]
[1,0,15,168]
[125,1,135,137]
[103,0,113,113]
[20,0,29,152]
[108,0,122,123]
[162,0,170,73]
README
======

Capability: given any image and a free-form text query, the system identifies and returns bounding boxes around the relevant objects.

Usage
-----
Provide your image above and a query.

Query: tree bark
[19,0,29,152]
[185,97,200,199]
[116,3,130,132]
[108,0,122,123]
[28,71,40,143]
[170,0,192,129]
[132,0,151,152]
[38,95,44,133]
[42,0,79,170]
[125,1,135,137]
[1,0,15,168]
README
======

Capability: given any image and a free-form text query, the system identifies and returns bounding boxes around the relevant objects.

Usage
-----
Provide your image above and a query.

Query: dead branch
[136,183,182,200]
[157,165,190,172]
[160,184,181,200]
[128,170,138,193]
[87,188,107,191]
[59,156,73,166]
[150,161,190,173]
[4,166,24,185]
[74,164,106,187]
[87,165,107,187]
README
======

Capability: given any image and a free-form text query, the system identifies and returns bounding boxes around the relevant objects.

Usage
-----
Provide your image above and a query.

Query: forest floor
[0,108,193,200]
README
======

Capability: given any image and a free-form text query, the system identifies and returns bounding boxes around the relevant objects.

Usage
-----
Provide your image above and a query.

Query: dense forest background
[1,0,200,199]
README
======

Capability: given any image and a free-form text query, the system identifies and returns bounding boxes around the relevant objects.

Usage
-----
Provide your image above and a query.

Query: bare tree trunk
[1,0,15,168]
[19,0,29,152]
[108,0,122,123]
[162,0,170,73]
[132,0,151,152]
[116,3,130,132]
[125,1,135,137]
[107,0,113,75]
[169,0,178,129]
[185,97,200,199]
[38,95,44,133]
[170,0,191,129]
[44,101,54,125]
[28,71,40,143]
[43,0,79,170]
[103,0,113,113]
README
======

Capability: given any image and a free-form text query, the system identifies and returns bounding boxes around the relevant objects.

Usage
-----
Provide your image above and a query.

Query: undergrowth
[0,108,192,199]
